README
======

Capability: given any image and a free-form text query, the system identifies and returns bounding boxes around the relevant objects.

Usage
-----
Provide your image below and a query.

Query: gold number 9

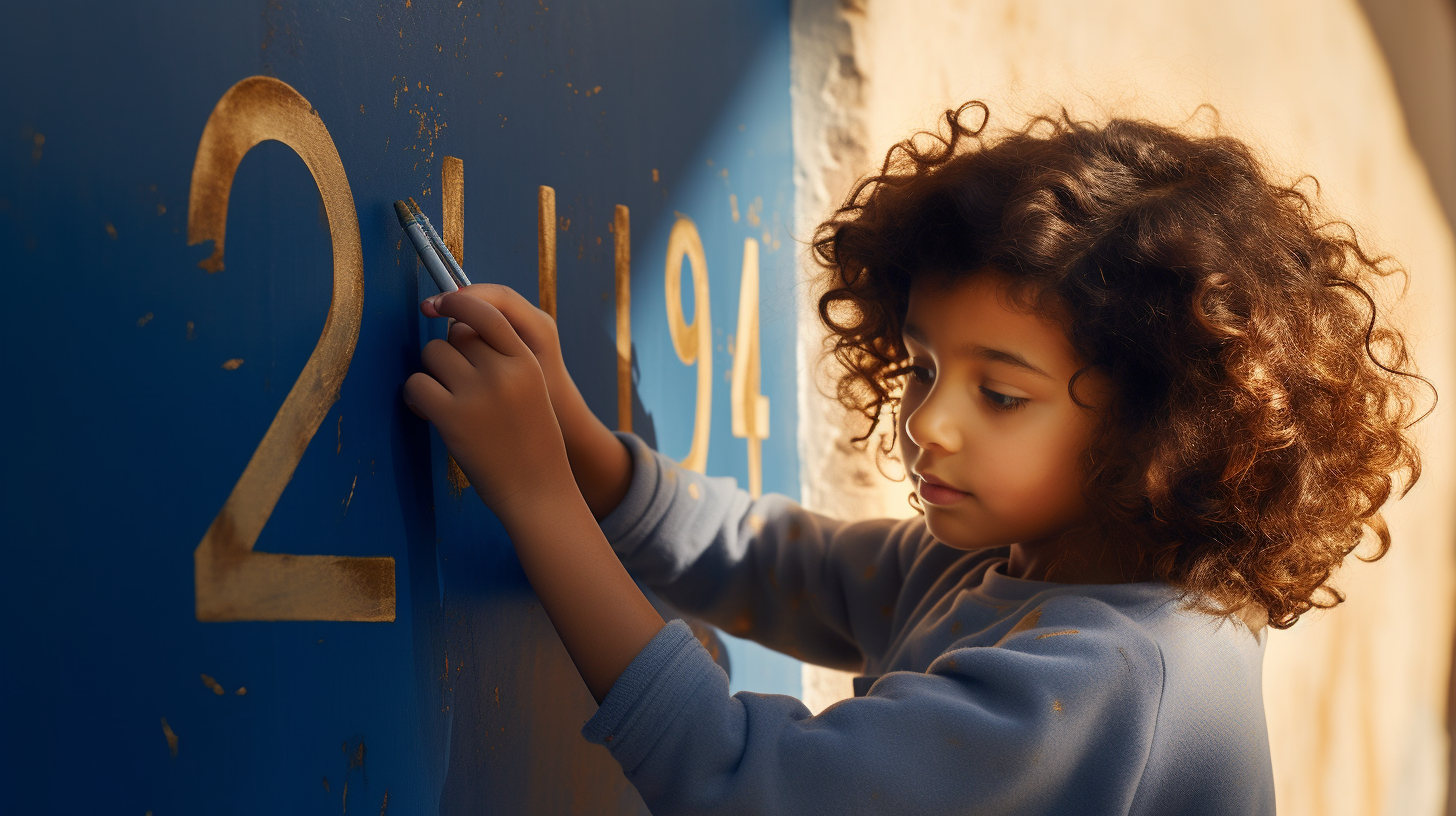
[664,218,712,473]
[188,76,394,622]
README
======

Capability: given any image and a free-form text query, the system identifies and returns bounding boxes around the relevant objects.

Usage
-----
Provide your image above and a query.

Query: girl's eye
[887,364,934,385]
[980,386,1029,411]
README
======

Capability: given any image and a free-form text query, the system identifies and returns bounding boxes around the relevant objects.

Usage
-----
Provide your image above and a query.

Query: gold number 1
[189,76,394,622]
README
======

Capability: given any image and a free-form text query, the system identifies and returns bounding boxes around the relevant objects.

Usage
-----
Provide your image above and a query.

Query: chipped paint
[221,358,243,370]
[745,196,762,226]
[201,673,225,695]
[160,717,178,757]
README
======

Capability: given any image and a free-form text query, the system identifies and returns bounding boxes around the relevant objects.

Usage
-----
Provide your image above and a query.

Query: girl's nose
[905,385,963,455]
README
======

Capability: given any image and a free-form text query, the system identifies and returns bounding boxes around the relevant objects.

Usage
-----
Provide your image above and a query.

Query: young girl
[403,101,1426,814]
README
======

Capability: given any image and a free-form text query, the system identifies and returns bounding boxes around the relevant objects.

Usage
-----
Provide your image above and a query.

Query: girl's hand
[421,283,571,409]
[405,291,575,518]
[421,284,633,520]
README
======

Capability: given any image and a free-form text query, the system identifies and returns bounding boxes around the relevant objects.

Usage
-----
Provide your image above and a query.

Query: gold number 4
[731,238,769,498]
[189,76,394,622]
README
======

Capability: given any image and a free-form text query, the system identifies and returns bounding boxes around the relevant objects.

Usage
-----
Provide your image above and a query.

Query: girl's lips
[917,475,969,506]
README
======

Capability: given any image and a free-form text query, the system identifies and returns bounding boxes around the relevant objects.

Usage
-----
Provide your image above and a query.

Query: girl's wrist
[487,455,582,516]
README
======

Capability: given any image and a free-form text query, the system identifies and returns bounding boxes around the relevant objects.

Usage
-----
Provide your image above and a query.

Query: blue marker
[395,200,458,294]
[407,196,472,287]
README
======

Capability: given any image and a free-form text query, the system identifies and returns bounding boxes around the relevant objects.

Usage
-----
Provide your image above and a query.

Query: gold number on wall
[664,217,712,473]
[730,238,769,498]
[442,156,472,495]
[615,204,632,433]
[538,185,558,319]
[188,75,394,622]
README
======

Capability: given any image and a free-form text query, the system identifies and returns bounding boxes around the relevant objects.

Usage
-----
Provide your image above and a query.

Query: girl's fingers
[420,338,477,393]
[448,319,506,370]
[403,371,452,419]
[427,283,557,353]
[433,292,533,359]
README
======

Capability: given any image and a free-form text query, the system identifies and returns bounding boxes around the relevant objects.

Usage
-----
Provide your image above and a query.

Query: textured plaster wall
[790,1,1456,812]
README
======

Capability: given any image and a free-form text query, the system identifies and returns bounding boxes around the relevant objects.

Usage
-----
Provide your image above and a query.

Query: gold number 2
[664,218,712,473]
[188,76,394,622]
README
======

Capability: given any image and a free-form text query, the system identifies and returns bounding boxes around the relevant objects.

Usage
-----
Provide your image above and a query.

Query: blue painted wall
[0,2,799,812]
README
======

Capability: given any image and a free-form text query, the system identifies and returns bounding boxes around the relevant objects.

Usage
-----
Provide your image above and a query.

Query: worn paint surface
[0,1,797,813]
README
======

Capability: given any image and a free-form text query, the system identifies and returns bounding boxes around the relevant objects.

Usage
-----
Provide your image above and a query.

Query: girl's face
[897,271,1106,555]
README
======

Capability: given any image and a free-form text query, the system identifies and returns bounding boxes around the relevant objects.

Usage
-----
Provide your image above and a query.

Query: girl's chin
[922,510,1010,552]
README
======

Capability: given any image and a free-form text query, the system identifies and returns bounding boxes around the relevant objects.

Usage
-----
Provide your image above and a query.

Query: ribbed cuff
[582,618,723,774]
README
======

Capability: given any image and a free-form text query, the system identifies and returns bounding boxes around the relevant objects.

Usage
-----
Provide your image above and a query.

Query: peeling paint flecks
[161,717,179,757]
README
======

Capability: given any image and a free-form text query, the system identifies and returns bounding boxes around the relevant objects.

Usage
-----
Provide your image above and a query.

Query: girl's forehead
[904,271,1082,373]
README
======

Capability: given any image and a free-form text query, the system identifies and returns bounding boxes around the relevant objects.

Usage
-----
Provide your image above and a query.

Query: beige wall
[790,1,1456,813]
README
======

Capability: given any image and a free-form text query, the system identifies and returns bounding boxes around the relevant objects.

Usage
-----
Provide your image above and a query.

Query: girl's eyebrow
[903,323,1053,378]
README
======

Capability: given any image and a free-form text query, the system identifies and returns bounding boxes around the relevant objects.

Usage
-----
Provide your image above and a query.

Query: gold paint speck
[161,717,179,757]
[137,312,154,327]
[687,482,701,500]
[994,607,1044,647]
[446,456,470,496]
[105,222,118,239]
[201,673,225,695]
[1053,699,1064,713]
[1035,629,1080,640]
[221,358,244,370]
[651,168,659,183]
[236,686,247,695]
[343,474,358,512]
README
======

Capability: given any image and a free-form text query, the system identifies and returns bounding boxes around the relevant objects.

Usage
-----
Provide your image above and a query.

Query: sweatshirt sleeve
[597,432,923,672]
[583,597,1166,816]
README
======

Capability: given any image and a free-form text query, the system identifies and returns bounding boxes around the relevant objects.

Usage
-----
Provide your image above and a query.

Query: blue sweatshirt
[583,432,1275,815]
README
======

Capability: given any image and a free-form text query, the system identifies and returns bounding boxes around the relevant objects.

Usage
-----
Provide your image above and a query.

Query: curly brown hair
[813,102,1429,629]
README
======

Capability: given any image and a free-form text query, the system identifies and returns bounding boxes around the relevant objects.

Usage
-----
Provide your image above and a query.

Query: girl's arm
[405,291,660,703]
[599,430,918,672]
[579,599,1203,816]
[425,284,917,672]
